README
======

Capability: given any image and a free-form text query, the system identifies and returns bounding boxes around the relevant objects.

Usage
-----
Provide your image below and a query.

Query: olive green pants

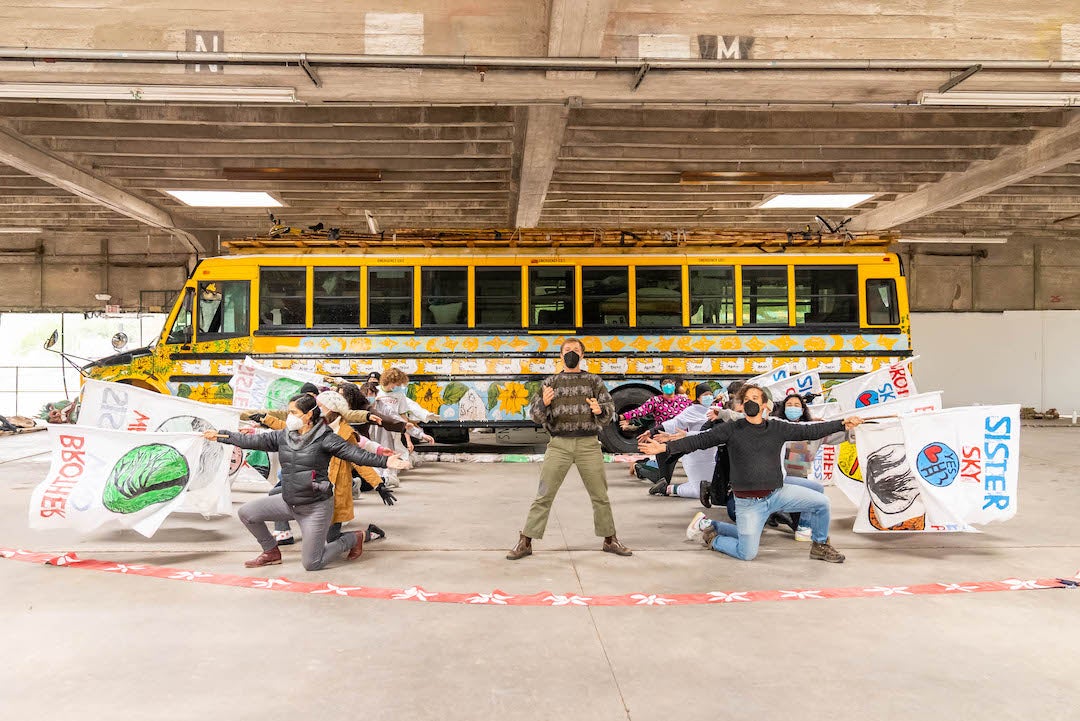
[523,435,616,540]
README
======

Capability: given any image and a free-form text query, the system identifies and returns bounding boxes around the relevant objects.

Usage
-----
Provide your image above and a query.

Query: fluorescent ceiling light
[0,226,43,233]
[759,193,875,209]
[899,236,1009,244]
[165,190,282,208]
[919,91,1080,107]
[0,83,296,103]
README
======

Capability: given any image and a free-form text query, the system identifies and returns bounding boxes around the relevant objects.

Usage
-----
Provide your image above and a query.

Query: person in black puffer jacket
[206,394,410,570]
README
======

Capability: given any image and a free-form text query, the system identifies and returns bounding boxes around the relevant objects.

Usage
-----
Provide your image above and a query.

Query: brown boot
[809,538,846,564]
[244,546,282,568]
[602,535,633,556]
[346,530,364,561]
[506,533,532,560]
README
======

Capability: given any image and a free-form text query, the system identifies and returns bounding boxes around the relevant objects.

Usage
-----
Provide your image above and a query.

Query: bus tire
[600,385,658,454]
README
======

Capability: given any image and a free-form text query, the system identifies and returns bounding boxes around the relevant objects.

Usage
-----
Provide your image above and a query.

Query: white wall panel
[911,311,1080,412]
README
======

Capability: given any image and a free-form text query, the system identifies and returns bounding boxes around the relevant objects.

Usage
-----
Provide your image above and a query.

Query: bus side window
[421,267,467,327]
[475,267,522,327]
[794,267,858,326]
[866,278,899,325]
[198,281,250,338]
[529,267,575,327]
[689,266,734,326]
[742,266,789,325]
[582,267,629,327]
[635,266,682,327]
[368,267,413,327]
[166,288,194,345]
[259,268,306,328]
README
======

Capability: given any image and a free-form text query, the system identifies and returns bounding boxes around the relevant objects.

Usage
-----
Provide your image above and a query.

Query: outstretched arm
[211,429,281,452]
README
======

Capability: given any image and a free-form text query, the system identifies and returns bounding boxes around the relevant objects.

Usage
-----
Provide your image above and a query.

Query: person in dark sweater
[205,393,410,570]
[638,383,862,563]
[507,338,632,560]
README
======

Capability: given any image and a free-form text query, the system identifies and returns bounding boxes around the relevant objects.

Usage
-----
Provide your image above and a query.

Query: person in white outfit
[366,369,435,487]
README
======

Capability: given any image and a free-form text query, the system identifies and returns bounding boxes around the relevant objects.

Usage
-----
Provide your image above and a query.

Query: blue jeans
[709,485,831,560]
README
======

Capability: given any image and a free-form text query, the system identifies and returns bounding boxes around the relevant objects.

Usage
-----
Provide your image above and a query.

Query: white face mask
[285,414,304,431]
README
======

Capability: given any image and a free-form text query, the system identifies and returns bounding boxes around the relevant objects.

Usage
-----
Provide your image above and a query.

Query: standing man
[507,338,632,560]
[639,383,862,563]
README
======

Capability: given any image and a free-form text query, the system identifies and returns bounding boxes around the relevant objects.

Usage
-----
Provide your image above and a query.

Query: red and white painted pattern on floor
[2,547,1076,607]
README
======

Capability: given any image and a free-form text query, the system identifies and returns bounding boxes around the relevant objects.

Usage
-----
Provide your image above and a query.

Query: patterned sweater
[530,371,615,437]
[621,394,692,423]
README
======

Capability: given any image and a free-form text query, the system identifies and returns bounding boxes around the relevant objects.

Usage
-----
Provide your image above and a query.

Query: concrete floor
[1,428,1078,721]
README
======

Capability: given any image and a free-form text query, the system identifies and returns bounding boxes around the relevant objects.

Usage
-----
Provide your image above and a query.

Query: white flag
[762,369,822,403]
[230,356,325,410]
[812,391,943,506]
[745,361,804,387]
[899,405,1020,527]
[826,356,919,411]
[30,426,212,537]
[78,379,240,515]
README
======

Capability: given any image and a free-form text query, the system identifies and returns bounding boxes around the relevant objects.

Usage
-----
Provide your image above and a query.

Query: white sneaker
[795,526,813,542]
[273,530,294,544]
[686,512,707,543]
[384,474,401,489]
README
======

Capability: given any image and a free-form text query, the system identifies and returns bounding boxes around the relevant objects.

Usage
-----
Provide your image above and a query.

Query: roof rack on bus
[221,227,898,253]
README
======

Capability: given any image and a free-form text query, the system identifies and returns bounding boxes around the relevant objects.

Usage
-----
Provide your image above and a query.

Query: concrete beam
[513,105,570,227]
[849,114,1080,231]
[512,0,612,226]
[0,126,206,254]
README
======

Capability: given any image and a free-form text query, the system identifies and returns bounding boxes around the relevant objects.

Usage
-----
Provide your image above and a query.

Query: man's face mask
[562,350,581,369]
[742,399,761,417]
[661,383,676,395]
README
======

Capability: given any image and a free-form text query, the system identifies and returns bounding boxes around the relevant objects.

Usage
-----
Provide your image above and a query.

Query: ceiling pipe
[1,47,1079,72]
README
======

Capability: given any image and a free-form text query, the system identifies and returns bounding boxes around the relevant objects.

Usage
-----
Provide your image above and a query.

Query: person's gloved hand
[377,484,397,506]
[249,412,266,425]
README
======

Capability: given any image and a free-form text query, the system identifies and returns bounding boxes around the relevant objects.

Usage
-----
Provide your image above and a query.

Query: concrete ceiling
[0,101,1074,246]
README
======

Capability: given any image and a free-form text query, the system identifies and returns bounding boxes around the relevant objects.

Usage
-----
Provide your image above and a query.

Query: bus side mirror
[44,330,58,349]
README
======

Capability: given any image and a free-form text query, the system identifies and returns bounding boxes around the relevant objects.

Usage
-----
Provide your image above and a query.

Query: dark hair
[774,393,811,422]
[299,382,320,396]
[360,381,380,400]
[660,376,682,391]
[694,382,712,397]
[724,379,745,409]
[735,383,765,404]
[290,393,322,424]
[337,381,365,410]
[366,371,381,382]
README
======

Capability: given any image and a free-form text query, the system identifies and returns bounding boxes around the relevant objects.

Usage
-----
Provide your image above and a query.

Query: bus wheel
[600,385,658,454]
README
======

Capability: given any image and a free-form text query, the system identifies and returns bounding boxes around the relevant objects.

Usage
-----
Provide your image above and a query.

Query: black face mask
[743,400,761,417]
[562,350,581,369]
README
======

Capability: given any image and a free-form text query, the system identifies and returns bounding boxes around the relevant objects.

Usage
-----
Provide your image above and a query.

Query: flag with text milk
[30,425,213,537]
[229,356,326,410]
[78,379,241,515]
[811,391,943,506]
[826,356,919,412]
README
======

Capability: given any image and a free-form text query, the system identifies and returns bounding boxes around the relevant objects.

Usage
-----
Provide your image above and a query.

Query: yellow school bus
[82,229,910,451]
